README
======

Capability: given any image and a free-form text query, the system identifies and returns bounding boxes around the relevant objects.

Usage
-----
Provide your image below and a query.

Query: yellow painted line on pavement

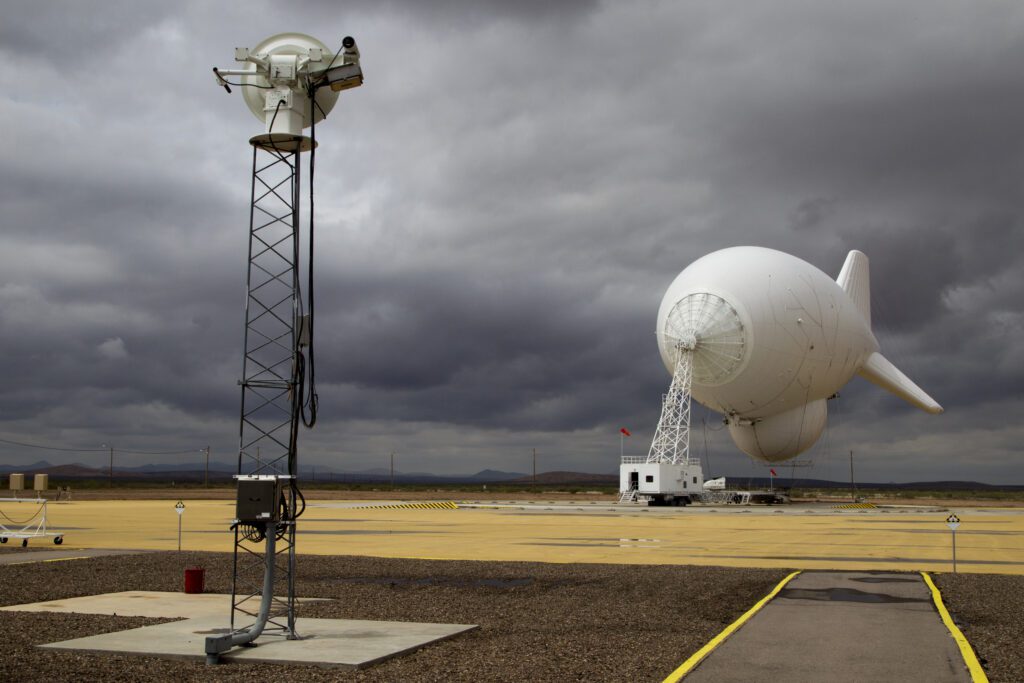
[921,572,989,683]
[662,570,801,682]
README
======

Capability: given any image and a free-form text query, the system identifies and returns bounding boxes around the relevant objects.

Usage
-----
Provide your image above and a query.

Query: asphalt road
[685,571,972,682]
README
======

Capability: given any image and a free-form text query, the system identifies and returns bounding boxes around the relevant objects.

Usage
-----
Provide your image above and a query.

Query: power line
[115,448,204,456]
[0,436,202,456]
[0,437,106,453]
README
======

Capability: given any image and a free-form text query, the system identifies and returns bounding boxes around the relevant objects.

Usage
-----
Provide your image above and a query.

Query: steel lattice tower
[206,32,364,664]
[232,141,302,638]
[646,345,695,466]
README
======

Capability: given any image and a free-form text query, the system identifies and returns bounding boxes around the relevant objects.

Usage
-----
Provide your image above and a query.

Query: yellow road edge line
[921,572,989,683]
[662,570,801,683]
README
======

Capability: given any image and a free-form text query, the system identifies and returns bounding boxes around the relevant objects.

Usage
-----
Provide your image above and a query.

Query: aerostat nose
[660,291,748,387]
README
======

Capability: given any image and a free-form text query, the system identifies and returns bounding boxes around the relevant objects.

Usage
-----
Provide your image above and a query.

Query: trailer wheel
[0,537,7,544]
[54,536,63,545]
[22,539,28,547]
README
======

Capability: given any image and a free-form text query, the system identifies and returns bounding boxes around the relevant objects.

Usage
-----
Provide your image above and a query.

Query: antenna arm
[212,67,232,94]
[234,47,270,71]
[213,68,263,78]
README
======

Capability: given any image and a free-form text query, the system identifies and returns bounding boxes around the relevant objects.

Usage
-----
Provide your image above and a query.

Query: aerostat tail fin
[839,250,943,414]
[836,250,871,326]
[858,351,944,414]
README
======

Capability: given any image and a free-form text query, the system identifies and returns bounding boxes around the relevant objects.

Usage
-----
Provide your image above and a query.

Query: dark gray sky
[1,1,1021,483]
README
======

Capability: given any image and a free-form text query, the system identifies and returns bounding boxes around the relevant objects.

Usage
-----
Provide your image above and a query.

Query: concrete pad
[41,616,478,669]
[1,591,322,619]
[685,571,971,683]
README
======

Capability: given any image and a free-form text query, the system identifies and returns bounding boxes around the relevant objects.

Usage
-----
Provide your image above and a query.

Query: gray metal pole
[204,446,210,488]
[849,450,855,502]
[178,513,182,552]
[533,448,536,486]
[952,530,957,573]
[206,521,279,664]
[109,446,114,488]
[390,452,394,490]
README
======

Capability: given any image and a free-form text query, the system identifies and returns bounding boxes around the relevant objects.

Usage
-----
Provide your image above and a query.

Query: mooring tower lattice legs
[647,346,694,466]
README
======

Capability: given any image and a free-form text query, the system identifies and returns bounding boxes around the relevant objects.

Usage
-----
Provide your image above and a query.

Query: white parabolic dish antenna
[213,32,363,152]
[661,292,747,386]
[239,33,340,128]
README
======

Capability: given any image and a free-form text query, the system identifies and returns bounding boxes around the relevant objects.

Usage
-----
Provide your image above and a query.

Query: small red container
[184,566,205,594]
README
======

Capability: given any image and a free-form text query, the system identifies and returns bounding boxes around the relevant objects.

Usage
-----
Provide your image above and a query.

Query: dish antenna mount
[212,32,362,150]
[205,33,363,664]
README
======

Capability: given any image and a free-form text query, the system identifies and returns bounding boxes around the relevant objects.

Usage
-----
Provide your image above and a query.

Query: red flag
[620,427,631,437]
[770,468,777,476]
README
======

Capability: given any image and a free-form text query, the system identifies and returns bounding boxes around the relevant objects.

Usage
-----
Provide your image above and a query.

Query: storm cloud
[0,0,1021,483]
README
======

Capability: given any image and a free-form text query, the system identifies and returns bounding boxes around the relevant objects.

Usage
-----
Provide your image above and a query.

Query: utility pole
[204,446,210,488]
[533,448,536,486]
[101,444,114,487]
[849,450,856,502]
[390,452,395,490]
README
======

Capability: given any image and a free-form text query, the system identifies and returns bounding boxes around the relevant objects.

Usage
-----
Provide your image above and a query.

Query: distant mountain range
[0,460,1020,489]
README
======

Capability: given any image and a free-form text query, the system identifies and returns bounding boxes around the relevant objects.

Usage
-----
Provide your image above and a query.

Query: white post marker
[946,513,960,572]
[176,500,186,552]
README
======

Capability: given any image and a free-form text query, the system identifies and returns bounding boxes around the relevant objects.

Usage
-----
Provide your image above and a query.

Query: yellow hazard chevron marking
[832,502,878,509]
[355,501,459,510]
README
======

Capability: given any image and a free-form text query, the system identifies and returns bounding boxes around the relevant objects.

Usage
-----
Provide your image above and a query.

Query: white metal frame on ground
[0,497,64,546]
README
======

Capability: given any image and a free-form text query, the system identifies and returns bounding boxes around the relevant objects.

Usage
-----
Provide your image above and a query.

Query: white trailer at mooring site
[619,458,704,506]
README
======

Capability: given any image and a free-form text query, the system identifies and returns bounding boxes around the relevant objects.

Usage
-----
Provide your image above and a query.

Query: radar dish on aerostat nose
[662,292,746,386]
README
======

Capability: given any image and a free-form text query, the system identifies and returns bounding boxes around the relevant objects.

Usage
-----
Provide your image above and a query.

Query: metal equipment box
[235,477,282,522]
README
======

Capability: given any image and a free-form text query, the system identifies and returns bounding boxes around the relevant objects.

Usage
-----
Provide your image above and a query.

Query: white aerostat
[621,246,942,506]
[657,246,942,463]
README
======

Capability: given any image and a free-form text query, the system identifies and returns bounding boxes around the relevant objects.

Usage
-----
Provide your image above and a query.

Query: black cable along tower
[205,32,363,664]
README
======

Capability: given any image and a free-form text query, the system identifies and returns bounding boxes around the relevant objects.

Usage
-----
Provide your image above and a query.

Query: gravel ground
[934,572,1024,683]
[0,551,785,682]
[1,552,1018,682]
